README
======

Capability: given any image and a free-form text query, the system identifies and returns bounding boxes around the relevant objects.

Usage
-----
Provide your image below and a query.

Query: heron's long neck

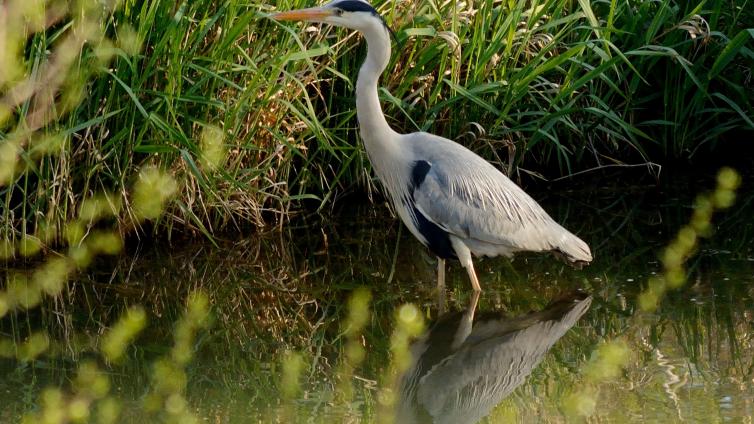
[356,24,398,157]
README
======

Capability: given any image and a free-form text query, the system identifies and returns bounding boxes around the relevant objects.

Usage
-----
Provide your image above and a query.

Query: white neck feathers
[355,19,399,158]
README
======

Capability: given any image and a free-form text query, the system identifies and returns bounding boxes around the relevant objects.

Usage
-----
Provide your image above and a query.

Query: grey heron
[272,0,592,292]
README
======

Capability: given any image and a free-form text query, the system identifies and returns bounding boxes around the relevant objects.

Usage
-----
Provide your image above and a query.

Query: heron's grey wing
[411,142,557,251]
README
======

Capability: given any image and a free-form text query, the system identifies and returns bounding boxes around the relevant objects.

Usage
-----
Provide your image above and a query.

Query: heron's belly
[462,238,517,259]
[396,199,521,260]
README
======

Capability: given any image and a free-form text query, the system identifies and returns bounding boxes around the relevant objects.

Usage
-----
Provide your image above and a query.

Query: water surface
[1,171,753,422]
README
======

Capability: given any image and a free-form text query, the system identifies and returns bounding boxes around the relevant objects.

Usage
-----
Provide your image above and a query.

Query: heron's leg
[437,257,446,315]
[437,258,446,289]
[467,289,480,316]
[449,236,482,292]
[464,260,482,293]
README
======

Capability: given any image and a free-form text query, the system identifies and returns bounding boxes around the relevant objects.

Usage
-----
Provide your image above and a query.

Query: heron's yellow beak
[270,7,333,22]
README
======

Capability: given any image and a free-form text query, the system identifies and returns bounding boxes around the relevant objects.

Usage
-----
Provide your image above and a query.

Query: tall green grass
[0,0,752,241]
[604,1,754,157]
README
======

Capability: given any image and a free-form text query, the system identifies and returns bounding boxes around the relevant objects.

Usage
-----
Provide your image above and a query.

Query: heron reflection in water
[397,292,592,424]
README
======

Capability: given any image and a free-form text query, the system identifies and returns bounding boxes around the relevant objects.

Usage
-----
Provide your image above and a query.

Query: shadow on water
[1,169,753,421]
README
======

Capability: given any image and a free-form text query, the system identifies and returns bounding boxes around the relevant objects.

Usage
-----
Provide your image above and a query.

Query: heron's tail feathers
[550,227,592,268]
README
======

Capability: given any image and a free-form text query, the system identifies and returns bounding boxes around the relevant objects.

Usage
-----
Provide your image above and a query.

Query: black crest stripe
[332,0,396,42]
[333,0,378,14]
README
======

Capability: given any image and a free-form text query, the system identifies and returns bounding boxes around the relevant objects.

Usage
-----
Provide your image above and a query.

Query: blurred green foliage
[564,166,742,419]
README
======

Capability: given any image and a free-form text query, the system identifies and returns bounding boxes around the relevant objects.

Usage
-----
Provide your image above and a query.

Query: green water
[1,172,753,422]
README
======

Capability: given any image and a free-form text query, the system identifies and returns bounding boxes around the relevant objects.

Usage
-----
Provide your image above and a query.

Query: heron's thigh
[449,236,473,269]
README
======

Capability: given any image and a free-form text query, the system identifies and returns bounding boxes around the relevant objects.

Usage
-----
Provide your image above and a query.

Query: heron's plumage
[273,0,592,291]
[402,160,457,259]
[405,131,592,262]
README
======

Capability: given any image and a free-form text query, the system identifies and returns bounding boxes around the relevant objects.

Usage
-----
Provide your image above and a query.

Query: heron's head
[271,0,388,34]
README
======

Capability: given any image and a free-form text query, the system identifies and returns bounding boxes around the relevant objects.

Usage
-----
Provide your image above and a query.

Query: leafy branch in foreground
[20,293,209,424]
[563,166,742,418]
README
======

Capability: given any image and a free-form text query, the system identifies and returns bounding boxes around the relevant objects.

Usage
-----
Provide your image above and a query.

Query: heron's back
[403,132,592,263]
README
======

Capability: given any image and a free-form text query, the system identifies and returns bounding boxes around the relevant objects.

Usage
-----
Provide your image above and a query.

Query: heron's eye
[334,8,343,16]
